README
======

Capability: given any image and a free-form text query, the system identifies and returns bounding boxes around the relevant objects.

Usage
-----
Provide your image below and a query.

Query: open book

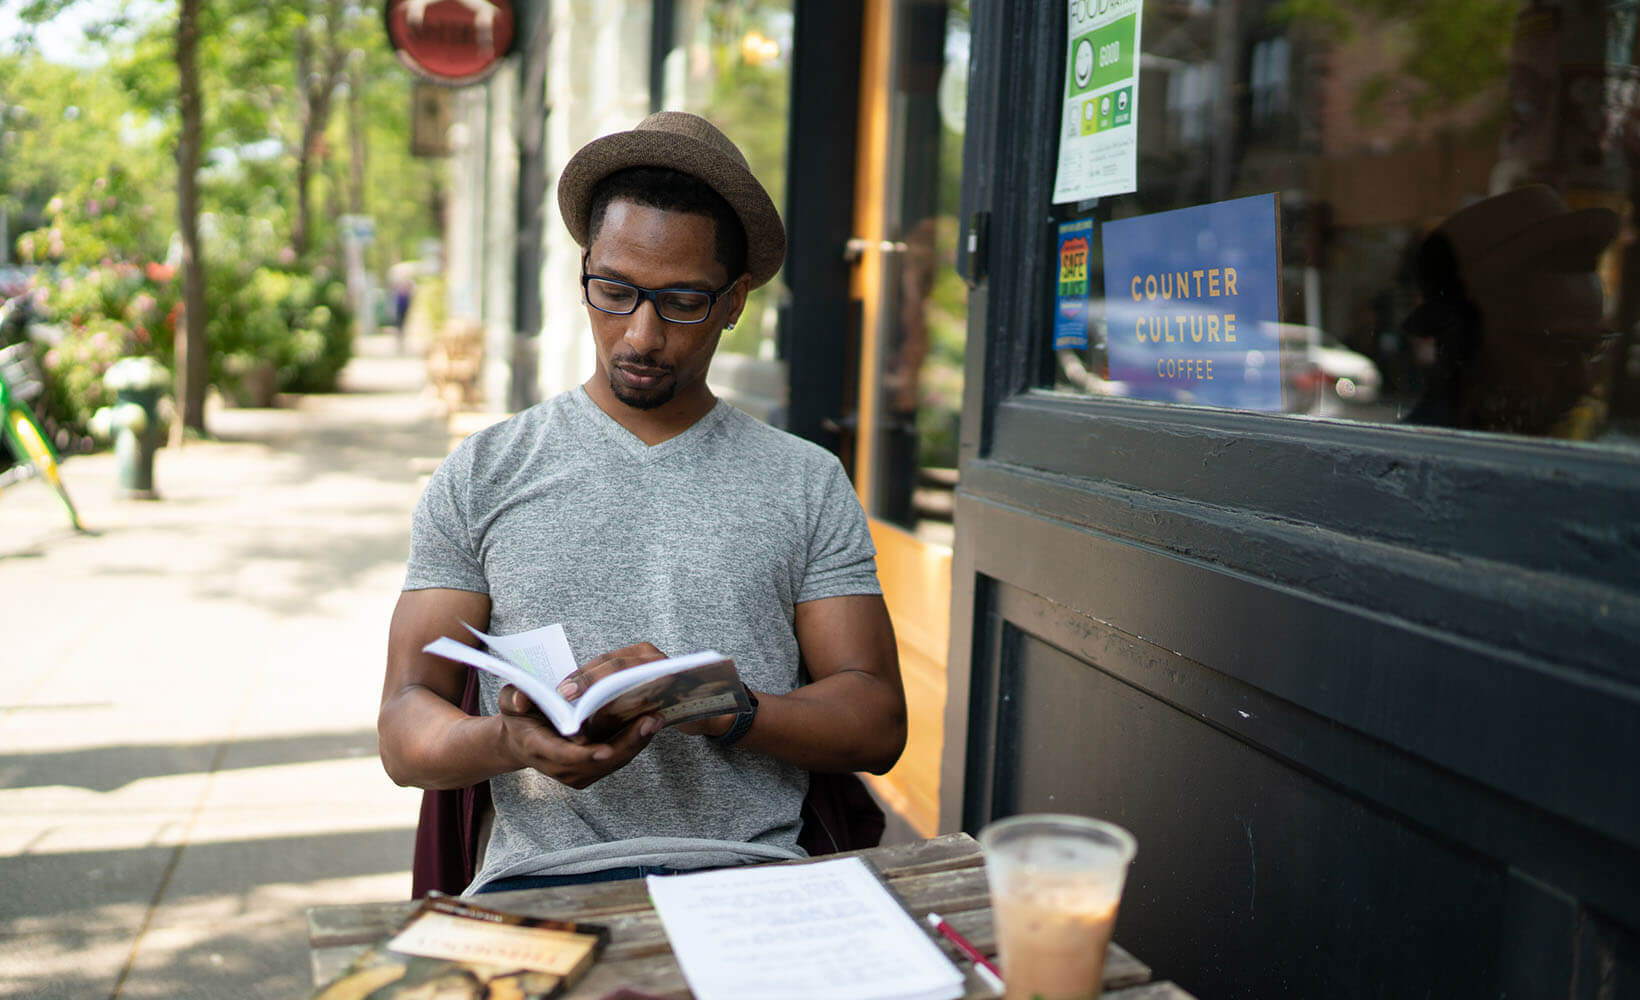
[423,623,749,741]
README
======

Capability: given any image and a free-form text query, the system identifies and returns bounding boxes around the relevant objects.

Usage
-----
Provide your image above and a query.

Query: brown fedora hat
[557,111,787,288]
[1436,183,1617,284]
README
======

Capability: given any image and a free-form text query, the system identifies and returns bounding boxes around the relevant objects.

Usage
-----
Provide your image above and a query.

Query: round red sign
[385,0,516,86]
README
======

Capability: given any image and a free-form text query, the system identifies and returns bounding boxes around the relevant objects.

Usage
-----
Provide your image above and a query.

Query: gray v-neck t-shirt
[404,387,882,891]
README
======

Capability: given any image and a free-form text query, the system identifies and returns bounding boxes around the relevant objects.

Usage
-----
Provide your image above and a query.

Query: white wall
[482,60,521,411]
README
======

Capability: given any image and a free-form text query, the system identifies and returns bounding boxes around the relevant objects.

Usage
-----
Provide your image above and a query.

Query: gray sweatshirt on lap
[403,387,881,892]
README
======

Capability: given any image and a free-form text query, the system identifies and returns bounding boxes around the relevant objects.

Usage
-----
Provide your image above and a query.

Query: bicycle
[0,334,85,532]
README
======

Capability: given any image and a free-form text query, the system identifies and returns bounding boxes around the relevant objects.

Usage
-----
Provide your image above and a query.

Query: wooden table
[308,833,1195,999]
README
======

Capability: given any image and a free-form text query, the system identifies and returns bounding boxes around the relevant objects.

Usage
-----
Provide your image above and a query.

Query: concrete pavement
[0,334,448,999]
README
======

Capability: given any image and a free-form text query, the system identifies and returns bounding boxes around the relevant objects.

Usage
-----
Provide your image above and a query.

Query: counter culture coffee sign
[1102,193,1284,411]
[386,0,515,86]
[1053,0,1143,203]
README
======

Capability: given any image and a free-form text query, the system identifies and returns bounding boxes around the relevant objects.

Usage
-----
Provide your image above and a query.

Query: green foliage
[4,0,438,413]
[16,169,167,268]
[205,261,353,398]
[680,1,792,357]
[0,53,175,254]
[21,260,179,441]
[1273,0,1514,118]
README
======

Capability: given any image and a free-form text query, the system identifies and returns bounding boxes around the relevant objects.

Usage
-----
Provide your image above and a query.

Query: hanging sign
[1052,0,1143,204]
[385,0,516,87]
[1102,193,1284,411]
[1054,219,1094,349]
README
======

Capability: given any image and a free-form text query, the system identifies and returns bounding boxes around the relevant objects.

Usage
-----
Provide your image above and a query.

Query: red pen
[926,911,1006,993]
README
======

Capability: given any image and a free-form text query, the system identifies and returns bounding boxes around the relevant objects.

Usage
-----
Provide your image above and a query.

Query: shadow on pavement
[0,828,415,922]
[0,729,380,793]
[0,828,415,1000]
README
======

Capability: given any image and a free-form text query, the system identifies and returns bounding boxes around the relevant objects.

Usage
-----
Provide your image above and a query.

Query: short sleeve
[797,456,882,603]
[403,446,489,594]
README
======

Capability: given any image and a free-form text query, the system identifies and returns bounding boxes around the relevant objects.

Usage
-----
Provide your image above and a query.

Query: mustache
[612,352,674,373]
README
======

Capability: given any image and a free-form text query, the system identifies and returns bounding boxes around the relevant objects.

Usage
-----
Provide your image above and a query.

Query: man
[1401,184,1619,438]
[378,112,906,894]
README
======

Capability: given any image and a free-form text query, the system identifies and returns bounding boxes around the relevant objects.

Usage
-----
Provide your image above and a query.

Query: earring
[726,322,737,331]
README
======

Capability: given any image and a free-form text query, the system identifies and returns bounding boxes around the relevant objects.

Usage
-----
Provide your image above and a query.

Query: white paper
[463,621,576,685]
[1052,0,1144,203]
[646,857,964,1000]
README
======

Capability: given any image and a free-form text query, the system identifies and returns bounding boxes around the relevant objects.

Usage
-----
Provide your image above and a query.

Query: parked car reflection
[1276,322,1382,415]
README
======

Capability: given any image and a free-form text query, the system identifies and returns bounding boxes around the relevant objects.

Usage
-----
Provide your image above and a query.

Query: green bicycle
[0,339,85,531]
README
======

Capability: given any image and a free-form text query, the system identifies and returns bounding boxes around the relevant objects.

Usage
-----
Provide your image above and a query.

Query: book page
[463,621,576,686]
[421,637,577,734]
[646,857,964,1000]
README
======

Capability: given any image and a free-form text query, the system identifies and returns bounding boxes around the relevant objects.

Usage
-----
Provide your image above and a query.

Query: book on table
[644,855,967,1000]
[311,895,609,1000]
[423,622,749,741]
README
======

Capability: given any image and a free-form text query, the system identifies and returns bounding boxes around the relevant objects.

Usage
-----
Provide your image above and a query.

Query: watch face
[1075,39,1094,88]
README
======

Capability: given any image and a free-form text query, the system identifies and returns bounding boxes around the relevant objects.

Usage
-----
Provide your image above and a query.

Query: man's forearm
[379,685,516,789]
[730,670,907,774]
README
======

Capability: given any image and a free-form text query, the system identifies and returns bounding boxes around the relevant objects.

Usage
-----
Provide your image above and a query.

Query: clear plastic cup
[978,814,1139,1000]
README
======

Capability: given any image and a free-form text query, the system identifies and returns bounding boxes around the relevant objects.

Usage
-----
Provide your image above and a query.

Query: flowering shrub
[12,183,355,441]
[206,263,353,399]
[7,264,180,450]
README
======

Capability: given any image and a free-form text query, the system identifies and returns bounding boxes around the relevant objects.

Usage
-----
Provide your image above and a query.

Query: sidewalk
[0,334,450,999]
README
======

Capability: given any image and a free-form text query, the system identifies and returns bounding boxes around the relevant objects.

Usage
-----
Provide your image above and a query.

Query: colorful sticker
[1055,219,1095,350]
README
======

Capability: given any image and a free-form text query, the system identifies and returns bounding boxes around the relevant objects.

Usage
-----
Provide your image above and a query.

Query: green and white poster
[1052,0,1143,203]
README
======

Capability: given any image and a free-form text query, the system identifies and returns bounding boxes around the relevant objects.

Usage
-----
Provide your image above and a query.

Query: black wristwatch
[709,685,758,748]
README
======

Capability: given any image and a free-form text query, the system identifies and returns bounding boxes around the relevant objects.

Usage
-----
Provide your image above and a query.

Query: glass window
[866,0,970,546]
[661,0,793,363]
[1050,1,1640,450]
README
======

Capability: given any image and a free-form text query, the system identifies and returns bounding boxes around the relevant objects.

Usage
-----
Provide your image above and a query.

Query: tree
[290,0,350,257]
[1274,0,1515,120]
[173,0,206,439]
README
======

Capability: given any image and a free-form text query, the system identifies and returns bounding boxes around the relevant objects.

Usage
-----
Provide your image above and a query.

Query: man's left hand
[557,641,737,738]
[555,642,668,699]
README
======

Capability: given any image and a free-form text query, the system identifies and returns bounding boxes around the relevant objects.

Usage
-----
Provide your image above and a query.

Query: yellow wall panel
[865,520,951,837]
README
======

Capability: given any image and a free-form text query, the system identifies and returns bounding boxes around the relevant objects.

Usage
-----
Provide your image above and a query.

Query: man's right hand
[496,685,661,789]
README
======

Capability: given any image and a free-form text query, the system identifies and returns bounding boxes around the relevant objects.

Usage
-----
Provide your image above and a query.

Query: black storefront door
[944,2,1640,997]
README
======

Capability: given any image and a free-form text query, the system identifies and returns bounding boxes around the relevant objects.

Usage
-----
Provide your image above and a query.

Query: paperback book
[312,895,610,1000]
[423,622,748,741]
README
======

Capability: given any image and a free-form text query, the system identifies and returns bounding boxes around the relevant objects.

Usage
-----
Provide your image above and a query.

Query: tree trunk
[348,60,366,218]
[172,0,208,443]
[290,1,347,260]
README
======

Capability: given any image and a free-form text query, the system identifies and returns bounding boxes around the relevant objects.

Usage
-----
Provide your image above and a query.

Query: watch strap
[710,685,759,748]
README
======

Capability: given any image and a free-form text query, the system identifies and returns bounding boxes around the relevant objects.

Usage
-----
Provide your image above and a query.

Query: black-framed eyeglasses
[580,272,737,325]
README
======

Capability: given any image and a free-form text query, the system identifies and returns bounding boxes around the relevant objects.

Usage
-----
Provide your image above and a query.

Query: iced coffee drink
[979,815,1137,1000]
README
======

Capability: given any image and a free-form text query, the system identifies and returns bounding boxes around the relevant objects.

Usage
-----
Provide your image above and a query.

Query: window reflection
[1053,0,1640,449]
[663,0,792,361]
[870,0,969,544]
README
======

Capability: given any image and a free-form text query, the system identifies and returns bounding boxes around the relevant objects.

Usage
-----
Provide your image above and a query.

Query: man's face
[1469,261,1608,433]
[584,199,748,413]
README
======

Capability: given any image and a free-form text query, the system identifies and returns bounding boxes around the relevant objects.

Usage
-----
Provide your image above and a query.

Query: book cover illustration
[312,896,610,1000]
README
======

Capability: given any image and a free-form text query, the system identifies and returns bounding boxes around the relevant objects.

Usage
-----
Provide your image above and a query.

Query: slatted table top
[307,833,1195,999]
